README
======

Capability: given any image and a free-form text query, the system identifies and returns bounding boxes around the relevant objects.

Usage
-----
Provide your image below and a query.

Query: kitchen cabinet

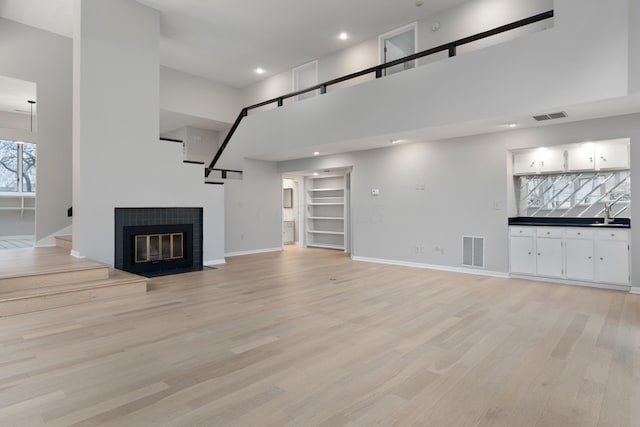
[595,140,630,170]
[566,145,595,171]
[595,230,629,285]
[513,151,539,175]
[538,148,565,174]
[535,228,563,278]
[565,229,594,281]
[509,226,630,288]
[509,233,536,275]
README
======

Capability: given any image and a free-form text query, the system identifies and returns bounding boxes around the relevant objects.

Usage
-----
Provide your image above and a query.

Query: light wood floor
[0,246,638,426]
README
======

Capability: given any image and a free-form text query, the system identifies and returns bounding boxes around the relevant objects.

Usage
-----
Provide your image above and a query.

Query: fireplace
[114,208,203,277]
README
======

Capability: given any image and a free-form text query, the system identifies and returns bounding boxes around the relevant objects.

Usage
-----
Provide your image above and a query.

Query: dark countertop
[508,217,631,229]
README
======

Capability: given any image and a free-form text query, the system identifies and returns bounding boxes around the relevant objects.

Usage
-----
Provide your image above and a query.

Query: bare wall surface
[276,113,639,278]
[224,159,282,255]
[0,18,73,243]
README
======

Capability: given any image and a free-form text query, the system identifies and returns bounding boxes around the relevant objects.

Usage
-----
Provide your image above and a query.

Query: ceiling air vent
[533,111,568,121]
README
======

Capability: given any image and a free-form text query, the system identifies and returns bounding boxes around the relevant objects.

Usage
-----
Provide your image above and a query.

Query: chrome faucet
[604,202,613,224]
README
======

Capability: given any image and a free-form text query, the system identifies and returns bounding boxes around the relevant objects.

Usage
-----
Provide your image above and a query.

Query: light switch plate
[371,188,380,196]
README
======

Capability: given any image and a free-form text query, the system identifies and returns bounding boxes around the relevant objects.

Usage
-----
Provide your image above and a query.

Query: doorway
[292,61,318,102]
[379,23,418,77]
[282,177,301,246]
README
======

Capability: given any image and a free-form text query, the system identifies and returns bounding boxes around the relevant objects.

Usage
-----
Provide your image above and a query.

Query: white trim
[70,249,85,259]
[352,256,509,279]
[225,247,283,258]
[204,259,226,266]
[629,287,640,295]
[378,21,418,69]
[510,273,632,292]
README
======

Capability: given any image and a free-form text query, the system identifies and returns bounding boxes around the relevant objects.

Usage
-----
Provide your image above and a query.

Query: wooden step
[55,234,73,250]
[0,269,147,317]
[0,247,109,293]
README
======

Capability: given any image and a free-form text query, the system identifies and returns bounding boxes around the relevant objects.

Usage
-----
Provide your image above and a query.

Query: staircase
[0,240,147,317]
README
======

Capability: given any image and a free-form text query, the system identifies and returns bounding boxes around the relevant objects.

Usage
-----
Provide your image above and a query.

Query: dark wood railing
[204,10,554,177]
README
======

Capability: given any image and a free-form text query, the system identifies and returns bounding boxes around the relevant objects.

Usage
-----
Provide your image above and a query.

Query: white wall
[73,0,224,265]
[185,126,219,164]
[160,66,241,125]
[276,113,639,280]
[224,159,282,255]
[0,18,72,243]
[0,111,32,131]
[0,210,35,237]
[240,0,552,107]
[219,0,629,171]
[630,0,640,94]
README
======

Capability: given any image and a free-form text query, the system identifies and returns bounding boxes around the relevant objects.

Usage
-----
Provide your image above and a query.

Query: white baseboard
[351,256,509,279]
[224,247,283,258]
[629,287,640,295]
[204,259,226,266]
[70,250,85,259]
[510,274,632,293]
[35,224,72,247]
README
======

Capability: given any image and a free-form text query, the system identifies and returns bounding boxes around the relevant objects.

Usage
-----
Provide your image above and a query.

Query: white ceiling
[0,0,468,88]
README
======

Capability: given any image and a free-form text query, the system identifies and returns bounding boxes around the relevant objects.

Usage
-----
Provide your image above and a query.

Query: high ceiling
[0,0,467,88]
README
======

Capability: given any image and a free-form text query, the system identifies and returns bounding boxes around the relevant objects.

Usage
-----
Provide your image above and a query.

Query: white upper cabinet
[512,138,629,176]
[538,147,565,173]
[513,151,539,175]
[595,139,630,170]
[566,144,595,171]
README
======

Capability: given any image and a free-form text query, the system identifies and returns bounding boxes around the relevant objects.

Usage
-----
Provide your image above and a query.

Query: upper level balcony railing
[206,10,554,177]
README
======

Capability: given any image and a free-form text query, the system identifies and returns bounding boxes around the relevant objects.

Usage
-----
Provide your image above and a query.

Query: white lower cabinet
[565,228,594,281]
[536,234,563,278]
[596,230,630,285]
[509,226,629,287]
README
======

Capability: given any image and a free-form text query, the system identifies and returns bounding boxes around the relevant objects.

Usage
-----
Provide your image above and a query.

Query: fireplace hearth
[115,208,203,277]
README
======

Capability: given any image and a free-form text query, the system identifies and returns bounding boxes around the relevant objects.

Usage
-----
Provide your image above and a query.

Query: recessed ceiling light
[390,139,402,144]
[313,172,319,176]
[338,32,349,40]
[313,151,320,156]
[255,67,265,75]
[507,122,518,128]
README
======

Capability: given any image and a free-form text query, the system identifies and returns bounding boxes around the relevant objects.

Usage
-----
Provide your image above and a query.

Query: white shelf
[0,207,35,211]
[307,230,344,235]
[308,202,344,206]
[308,217,344,220]
[310,196,343,200]
[307,243,344,250]
[0,192,36,198]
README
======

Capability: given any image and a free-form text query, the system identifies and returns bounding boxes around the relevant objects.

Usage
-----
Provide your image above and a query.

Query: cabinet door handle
[600,257,604,261]
[588,256,592,259]
[546,231,550,235]
[527,252,531,255]
[577,232,581,235]
[611,233,615,237]
[537,253,541,256]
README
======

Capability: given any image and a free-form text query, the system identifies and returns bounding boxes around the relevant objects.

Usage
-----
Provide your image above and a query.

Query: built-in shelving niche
[305,175,346,251]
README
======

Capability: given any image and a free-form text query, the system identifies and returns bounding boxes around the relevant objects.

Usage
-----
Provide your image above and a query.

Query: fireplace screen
[135,233,184,263]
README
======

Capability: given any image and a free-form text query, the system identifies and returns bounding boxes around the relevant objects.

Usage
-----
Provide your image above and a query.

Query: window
[0,140,36,193]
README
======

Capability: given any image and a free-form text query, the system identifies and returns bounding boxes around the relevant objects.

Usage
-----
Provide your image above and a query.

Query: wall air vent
[462,236,485,268]
[533,111,568,121]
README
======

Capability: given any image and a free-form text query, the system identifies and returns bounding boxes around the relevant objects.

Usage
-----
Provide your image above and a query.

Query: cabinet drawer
[565,228,594,239]
[596,229,629,242]
[536,228,563,238]
[510,227,534,237]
